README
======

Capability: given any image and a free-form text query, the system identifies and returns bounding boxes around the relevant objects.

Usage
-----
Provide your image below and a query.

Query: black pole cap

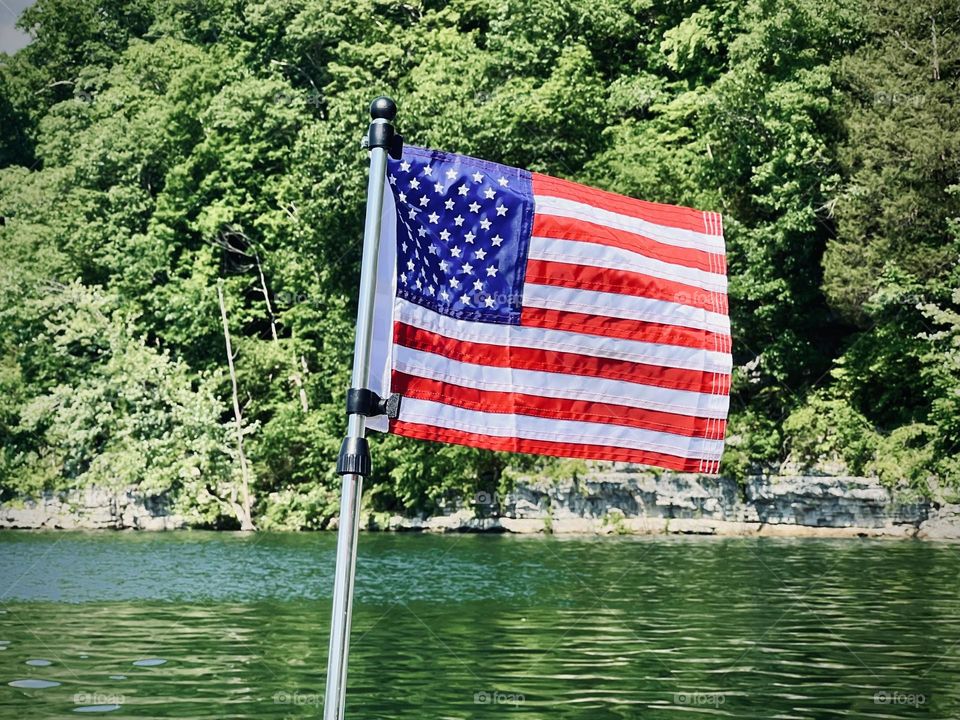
[370,96,397,121]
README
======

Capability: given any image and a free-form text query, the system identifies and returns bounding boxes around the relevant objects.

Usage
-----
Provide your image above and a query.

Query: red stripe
[532,213,724,275]
[392,371,727,439]
[390,420,716,472]
[521,307,733,354]
[532,173,720,236]
[525,258,726,313]
[395,322,730,395]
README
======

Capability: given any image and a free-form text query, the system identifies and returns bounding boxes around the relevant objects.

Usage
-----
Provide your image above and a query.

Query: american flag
[365,146,731,473]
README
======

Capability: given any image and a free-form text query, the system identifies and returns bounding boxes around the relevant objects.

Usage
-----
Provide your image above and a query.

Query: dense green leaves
[1,0,958,526]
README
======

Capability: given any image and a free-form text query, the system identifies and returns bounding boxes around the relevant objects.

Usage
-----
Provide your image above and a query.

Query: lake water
[0,531,958,718]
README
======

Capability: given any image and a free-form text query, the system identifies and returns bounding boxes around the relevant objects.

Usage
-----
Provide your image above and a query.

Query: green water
[0,531,958,718]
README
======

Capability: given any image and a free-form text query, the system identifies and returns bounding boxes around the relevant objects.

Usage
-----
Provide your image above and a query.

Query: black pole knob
[370,96,397,121]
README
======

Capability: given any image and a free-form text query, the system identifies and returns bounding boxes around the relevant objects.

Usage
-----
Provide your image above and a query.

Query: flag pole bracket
[345,388,402,419]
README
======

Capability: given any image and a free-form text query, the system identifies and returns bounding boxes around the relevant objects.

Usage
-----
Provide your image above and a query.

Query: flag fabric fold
[365,145,731,474]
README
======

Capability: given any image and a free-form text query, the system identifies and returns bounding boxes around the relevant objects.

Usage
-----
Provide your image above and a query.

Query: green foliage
[1,0,959,527]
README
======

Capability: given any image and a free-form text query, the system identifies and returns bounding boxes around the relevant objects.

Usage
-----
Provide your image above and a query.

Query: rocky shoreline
[3,470,959,539]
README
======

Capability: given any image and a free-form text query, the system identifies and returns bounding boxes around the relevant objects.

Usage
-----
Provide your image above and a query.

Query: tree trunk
[217,282,256,531]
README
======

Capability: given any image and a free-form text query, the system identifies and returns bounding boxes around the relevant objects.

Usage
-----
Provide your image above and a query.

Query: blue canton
[387,146,533,325]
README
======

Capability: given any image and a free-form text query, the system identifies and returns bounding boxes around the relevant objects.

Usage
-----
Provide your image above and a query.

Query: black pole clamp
[346,388,402,419]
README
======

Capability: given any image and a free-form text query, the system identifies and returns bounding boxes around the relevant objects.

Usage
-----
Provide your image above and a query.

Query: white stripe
[528,236,728,293]
[394,345,730,419]
[522,283,731,335]
[396,298,732,374]
[534,195,725,254]
[398,397,724,460]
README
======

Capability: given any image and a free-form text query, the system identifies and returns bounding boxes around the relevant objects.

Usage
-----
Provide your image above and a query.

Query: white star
[428,212,439,224]
[457,184,469,196]
[450,246,462,258]
[440,289,449,301]
[439,229,451,241]
[389,174,397,185]
[423,165,433,176]
[398,191,407,203]
[439,259,450,272]
[473,279,483,291]
[417,226,427,237]
[434,182,444,194]
[400,272,407,283]
[498,176,508,187]
[416,278,422,290]
[472,171,484,183]
[401,241,408,252]
[496,205,508,217]
[400,160,411,172]
[409,178,420,190]
[486,265,498,277]
[446,168,457,180]
[444,198,455,210]
[484,296,495,307]
[450,277,461,289]
[460,293,471,305]
[462,262,474,275]
[464,231,476,244]
[475,248,487,260]
[479,218,491,231]
[491,234,503,247]
[419,195,430,207]
[407,208,418,219]
[428,244,439,255]
[453,215,465,227]
[484,187,496,200]
[406,259,415,270]
[468,202,481,213]
[427,285,435,295]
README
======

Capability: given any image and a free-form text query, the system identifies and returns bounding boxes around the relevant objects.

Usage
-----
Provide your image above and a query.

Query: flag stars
[418,195,430,207]
[406,259,415,271]
[495,205,508,217]
[409,178,420,190]
[450,246,462,257]
[486,265,498,277]
[401,241,408,253]
[440,289,450,301]
[462,262,474,275]
[445,168,457,180]
[453,215,465,227]
[460,293,471,305]
[474,248,487,260]
[389,174,397,185]
[400,272,407,283]
[498,176,509,187]
[423,165,433,176]
[407,208,418,219]
[457,184,469,196]
[439,229,451,241]
[468,202,481,213]
[479,218,491,231]
[473,279,484,291]
[491,235,503,247]
[398,191,407,203]
[428,244,439,255]
[439,259,450,272]
[464,231,476,244]
[444,198,455,210]
[450,277,461,289]
[483,187,496,200]
[417,226,427,237]
[434,182,444,194]
[484,296,495,307]
[400,160,411,172]
[472,171,484,183]
[428,212,440,224]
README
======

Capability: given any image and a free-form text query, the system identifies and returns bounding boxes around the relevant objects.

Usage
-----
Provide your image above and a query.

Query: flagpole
[323,96,399,720]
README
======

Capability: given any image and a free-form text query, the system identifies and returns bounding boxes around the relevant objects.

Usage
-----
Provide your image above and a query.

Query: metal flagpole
[323,96,401,720]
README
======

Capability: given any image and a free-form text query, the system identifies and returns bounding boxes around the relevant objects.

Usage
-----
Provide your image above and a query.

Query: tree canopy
[1,0,958,528]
